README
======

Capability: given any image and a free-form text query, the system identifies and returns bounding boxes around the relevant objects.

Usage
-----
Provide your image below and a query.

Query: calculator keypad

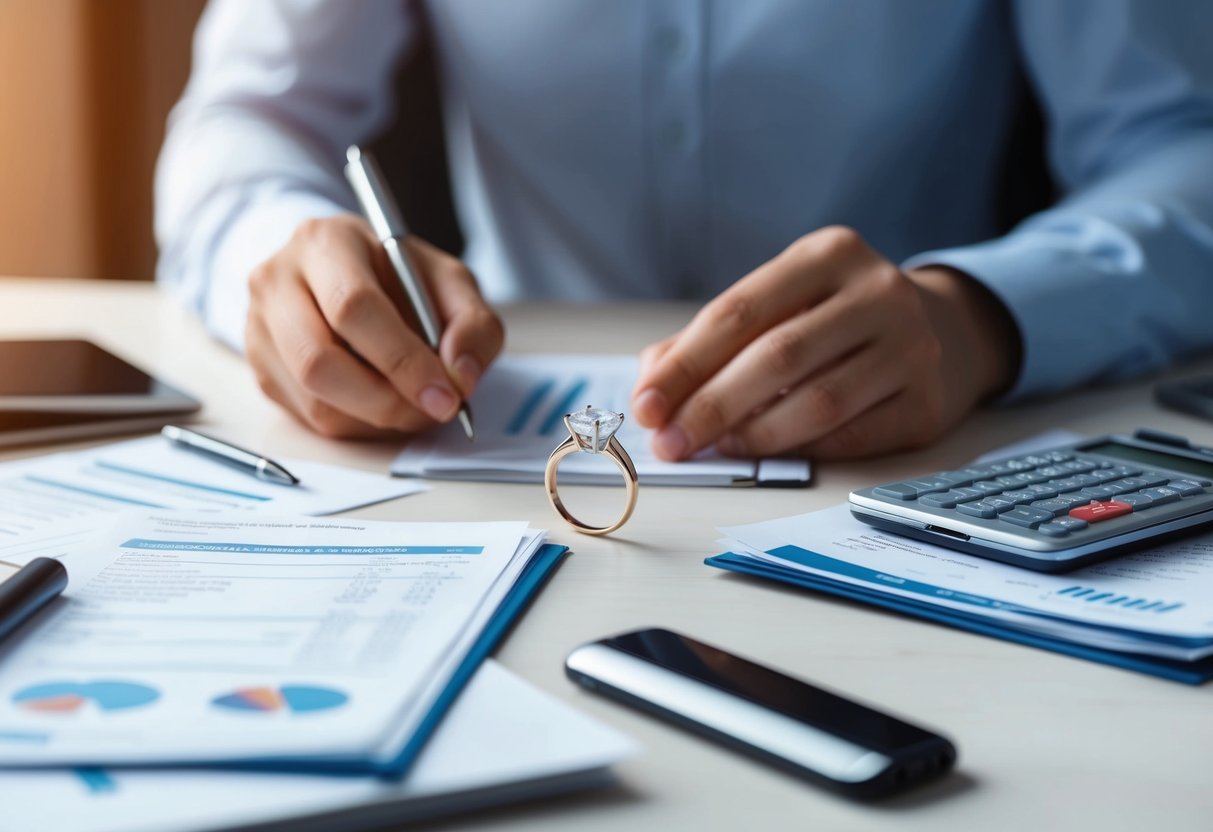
[870,452,1213,542]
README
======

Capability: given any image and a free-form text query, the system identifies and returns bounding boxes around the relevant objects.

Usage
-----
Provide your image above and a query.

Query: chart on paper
[393,354,811,487]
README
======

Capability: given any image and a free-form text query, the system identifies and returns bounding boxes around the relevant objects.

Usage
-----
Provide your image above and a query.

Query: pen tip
[458,406,475,443]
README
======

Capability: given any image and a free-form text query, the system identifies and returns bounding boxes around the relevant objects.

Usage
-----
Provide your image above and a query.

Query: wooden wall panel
[0,0,205,280]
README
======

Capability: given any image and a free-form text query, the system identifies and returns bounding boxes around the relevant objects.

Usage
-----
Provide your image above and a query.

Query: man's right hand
[244,215,504,438]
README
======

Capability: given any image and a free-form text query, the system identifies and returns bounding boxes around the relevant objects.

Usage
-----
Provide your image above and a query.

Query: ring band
[545,408,639,536]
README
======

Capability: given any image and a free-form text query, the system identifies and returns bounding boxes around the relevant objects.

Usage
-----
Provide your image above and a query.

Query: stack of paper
[710,504,1213,684]
[0,660,636,832]
[393,354,811,487]
[0,511,564,772]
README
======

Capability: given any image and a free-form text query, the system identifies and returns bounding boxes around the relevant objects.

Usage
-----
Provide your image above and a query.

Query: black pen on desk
[343,145,476,442]
[161,425,300,486]
[0,558,68,645]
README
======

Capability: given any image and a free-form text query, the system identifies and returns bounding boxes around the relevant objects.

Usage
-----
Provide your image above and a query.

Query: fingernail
[453,354,482,390]
[420,385,458,421]
[653,424,689,460]
[632,388,668,425]
[717,434,747,457]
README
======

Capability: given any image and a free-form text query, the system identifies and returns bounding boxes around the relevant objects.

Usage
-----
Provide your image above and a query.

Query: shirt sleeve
[903,0,1213,402]
[154,0,415,351]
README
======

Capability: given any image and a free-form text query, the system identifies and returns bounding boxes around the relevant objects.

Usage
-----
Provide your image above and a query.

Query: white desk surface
[3,277,1213,831]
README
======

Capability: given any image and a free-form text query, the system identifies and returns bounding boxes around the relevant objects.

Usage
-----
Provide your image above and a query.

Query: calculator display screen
[1083,442,1213,479]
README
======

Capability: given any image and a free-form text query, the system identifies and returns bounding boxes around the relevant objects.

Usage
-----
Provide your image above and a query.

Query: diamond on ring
[565,406,624,453]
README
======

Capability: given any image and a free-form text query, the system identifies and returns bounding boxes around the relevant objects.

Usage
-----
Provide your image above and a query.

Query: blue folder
[706,552,1213,686]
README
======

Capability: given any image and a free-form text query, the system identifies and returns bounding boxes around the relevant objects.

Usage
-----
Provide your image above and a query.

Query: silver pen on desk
[344,145,476,442]
[161,425,300,486]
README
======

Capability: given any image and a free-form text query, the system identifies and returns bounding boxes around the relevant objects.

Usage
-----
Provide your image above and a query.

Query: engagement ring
[545,406,638,536]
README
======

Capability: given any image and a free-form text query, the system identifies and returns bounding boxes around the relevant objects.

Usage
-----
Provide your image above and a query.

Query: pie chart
[13,680,160,713]
[211,685,348,715]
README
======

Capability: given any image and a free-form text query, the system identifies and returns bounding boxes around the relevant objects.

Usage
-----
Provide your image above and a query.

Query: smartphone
[565,628,956,799]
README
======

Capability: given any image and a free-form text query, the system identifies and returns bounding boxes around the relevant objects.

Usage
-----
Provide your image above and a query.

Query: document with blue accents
[392,354,811,487]
[709,505,1213,684]
[0,511,563,772]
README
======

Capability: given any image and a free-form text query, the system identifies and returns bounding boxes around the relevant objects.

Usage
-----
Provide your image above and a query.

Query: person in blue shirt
[156,1,1213,460]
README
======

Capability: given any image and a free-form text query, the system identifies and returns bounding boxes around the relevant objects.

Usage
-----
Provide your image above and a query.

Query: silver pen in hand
[161,425,300,486]
[343,146,476,442]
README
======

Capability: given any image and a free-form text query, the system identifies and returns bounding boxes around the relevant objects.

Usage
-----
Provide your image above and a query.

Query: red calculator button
[1069,500,1132,523]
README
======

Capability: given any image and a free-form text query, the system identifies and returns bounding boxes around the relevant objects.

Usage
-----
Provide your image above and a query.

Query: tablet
[0,339,200,446]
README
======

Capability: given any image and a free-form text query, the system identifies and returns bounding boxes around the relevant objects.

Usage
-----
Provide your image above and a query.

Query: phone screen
[603,629,938,755]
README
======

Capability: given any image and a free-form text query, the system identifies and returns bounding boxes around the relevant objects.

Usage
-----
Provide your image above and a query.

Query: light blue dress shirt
[156,0,1213,402]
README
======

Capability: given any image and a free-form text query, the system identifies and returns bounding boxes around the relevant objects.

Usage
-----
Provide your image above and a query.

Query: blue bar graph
[94,461,271,502]
[505,379,556,435]
[539,378,590,435]
[23,475,166,508]
[1056,585,1182,613]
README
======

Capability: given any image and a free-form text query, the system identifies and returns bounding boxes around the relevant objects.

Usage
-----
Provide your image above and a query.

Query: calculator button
[1038,517,1089,537]
[919,487,984,508]
[996,472,1048,487]
[1167,479,1207,496]
[1116,492,1154,510]
[1022,483,1059,499]
[999,506,1054,528]
[978,495,1019,513]
[1069,500,1133,523]
[1058,459,1099,474]
[1137,472,1171,488]
[931,471,975,487]
[1138,486,1183,506]
[1022,455,1053,467]
[1105,465,1142,478]
[1002,458,1036,471]
[999,489,1040,504]
[957,500,998,518]
[1077,486,1119,500]
[873,477,952,499]
[1030,498,1076,517]
[1045,451,1073,463]
[970,480,1005,495]
[1088,469,1123,484]
[1048,477,1086,493]
[1111,477,1151,491]
[1036,465,1069,479]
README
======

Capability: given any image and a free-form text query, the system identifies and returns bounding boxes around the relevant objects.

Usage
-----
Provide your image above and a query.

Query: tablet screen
[0,340,157,396]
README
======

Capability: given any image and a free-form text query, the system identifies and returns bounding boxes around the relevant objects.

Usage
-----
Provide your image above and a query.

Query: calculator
[848,429,1213,572]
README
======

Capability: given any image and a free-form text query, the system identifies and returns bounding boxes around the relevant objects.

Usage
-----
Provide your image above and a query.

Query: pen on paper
[161,425,300,486]
[344,145,476,442]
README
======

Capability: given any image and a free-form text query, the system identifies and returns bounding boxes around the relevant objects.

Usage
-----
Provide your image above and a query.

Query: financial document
[0,661,636,832]
[0,435,425,564]
[718,504,1213,660]
[0,511,545,768]
[393,354,810,487]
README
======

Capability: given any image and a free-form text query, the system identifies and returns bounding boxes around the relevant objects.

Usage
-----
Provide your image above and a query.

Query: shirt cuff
[904,232,1152,404]
[204,192,348,352]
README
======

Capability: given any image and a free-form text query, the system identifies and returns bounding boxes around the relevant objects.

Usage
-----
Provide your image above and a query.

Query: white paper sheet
[393,354,811,486]
[0,512,544,767]
[0,435,425,565]
[0,660,637,832]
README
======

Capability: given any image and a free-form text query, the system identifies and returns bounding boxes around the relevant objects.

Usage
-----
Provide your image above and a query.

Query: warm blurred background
[0,0,205,280]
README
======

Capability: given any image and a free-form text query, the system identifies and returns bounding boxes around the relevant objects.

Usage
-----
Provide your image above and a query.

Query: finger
[715,337,915,458]
[407,239,505,396]
[796,389,938,460]
[631,334,678,417]
[264,273,434,433]
[632,227,868,428]
[300,223,463,423]
[654,290,892,458]
[246,313,399,440]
